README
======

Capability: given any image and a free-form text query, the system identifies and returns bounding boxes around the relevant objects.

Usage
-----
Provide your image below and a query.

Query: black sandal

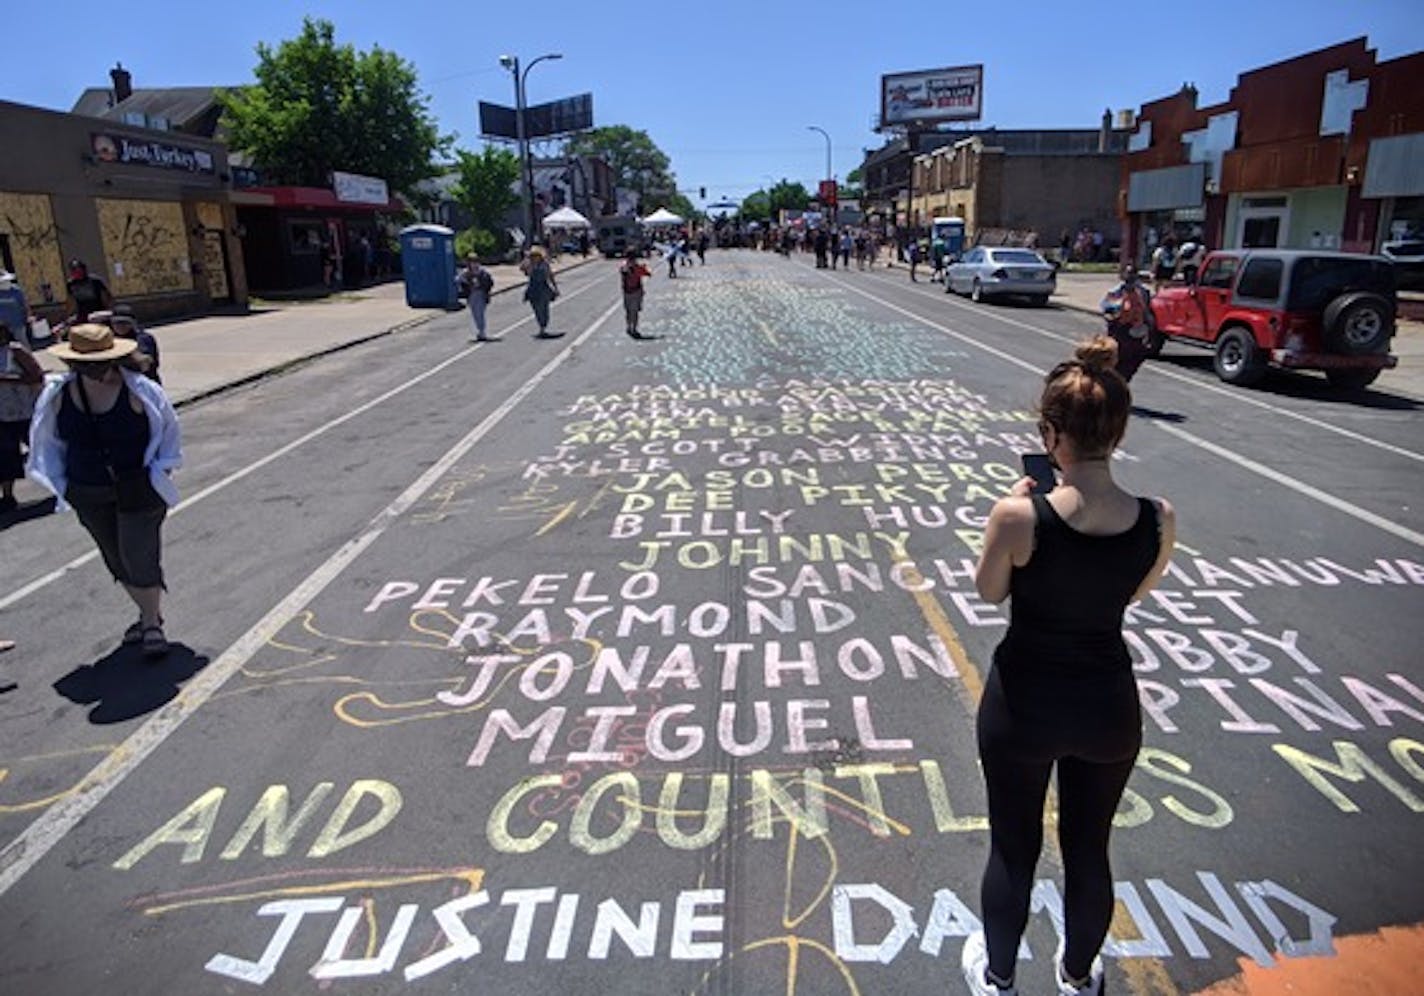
[140,624,169,658]
[123,619,144,645]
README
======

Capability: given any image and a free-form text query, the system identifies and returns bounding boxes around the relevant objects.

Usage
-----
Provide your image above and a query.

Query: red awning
[238,186,405,213]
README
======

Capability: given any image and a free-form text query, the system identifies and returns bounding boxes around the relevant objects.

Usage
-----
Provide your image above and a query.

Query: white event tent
[542,206,591,229]
[640,207,684,226]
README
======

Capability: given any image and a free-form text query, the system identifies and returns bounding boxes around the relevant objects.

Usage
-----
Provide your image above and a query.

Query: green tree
[452,146,521,237]
[219,17,449,192]
[740,190,772,222]
[565,125,675,204]
[840,167,864,203]
[743,179,812,222]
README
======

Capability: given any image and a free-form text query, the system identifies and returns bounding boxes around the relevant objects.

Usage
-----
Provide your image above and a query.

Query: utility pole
[808,125,833,226]
[500,52,563,248]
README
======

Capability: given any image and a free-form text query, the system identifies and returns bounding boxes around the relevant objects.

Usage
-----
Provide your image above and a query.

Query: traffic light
[699,187,706,199]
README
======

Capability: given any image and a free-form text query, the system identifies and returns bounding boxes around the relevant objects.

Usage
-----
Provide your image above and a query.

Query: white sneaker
[961,931,1017,995]
[1054,940,1104,995]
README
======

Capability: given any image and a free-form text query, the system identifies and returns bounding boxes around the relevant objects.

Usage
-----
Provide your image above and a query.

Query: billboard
[480,94,594,141]
[880,65,983,127]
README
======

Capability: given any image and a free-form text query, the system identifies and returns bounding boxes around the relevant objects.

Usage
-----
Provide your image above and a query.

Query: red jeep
[1149,249,1398,390]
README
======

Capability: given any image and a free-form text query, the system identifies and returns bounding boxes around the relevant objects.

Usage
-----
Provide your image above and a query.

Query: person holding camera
[961,336,1176,996]
[27,323,182,656]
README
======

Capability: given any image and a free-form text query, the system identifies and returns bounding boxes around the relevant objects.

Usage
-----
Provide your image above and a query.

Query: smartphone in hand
[1021,453,1057,494]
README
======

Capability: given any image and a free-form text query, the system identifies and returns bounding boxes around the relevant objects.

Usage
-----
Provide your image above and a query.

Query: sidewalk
[1051,271,1424,399]
[33,255,599,406]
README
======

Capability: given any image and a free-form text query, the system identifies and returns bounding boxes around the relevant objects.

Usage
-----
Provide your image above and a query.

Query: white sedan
[946,247,1056,305]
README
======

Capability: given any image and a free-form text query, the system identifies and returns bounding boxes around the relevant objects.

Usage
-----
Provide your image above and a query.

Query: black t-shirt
[997,495,1160,676]
[67,277,110,319]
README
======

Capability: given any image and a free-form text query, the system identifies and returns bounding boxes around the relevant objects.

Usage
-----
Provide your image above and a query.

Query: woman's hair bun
[1075,335,1119,373]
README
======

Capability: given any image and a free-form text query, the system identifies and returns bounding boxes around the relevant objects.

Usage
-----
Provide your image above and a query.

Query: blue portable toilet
[399,224,458,309]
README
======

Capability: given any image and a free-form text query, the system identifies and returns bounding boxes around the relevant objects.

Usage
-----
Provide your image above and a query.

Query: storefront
[0,98,246,322]
[234,176,403,295]
[1125,163,1209,264]
[1363,132,1424,248]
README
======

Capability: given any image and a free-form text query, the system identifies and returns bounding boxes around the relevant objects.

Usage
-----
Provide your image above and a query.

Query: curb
[169,256,601,410]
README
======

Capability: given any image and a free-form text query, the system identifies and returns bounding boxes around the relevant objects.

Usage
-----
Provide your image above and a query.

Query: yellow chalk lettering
[113,786,225,869]
[1135,748,1233,829]
[919,760,988,831]
[750,769,827,840]
[570,772,641,855]
[488,774,563,854]
[1391,737,1424,784]
[308,779,403,857]
[656,773,729,849]
[220,783,335,860]
[1273,740,1424,813]
[835,764,898,837]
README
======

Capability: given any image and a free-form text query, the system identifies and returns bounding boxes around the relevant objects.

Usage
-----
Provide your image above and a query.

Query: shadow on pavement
[0,496,57,531]
[1149,354,1424,410]
[1130,405,1187,423]
[53,644,209,724]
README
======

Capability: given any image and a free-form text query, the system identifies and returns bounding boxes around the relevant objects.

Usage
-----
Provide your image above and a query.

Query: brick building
[1121,38,1424,264]
[861,120,1128,248]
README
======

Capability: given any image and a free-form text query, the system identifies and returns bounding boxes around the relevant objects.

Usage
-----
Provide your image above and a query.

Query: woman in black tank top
[960,337,1177,996]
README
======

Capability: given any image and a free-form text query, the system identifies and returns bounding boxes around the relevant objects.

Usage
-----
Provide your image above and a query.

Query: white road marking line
[829,272,1424,551]
[856,265,1424,466]
[0,279,607,613]
[0,298,622,898]
[1151,421,1424,548]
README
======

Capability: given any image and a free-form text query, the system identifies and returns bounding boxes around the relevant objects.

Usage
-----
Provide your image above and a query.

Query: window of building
[288,221,325,254]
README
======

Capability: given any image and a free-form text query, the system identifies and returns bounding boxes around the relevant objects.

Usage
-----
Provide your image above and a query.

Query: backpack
[621,265,643,293]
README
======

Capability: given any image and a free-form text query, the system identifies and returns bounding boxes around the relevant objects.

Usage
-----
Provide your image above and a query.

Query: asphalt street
[2,250,1422,995]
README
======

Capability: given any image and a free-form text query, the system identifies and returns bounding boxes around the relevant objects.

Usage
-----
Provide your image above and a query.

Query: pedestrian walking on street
[64,259,112,326]
[664,240,679,279]
[963,336,1176,996]
[1099,263,1155,382]
[620,250,652,339]
[456,254,497,342]
[907,239,922,281]
[0,320,45,516]
[697,231,709,265]
[92,307,161,383]
[521,246,560,338]
[839,230,853,270]
[27,323,183,657]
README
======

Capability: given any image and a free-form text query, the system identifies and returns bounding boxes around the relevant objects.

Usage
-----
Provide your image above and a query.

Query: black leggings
[976,663,1141,982]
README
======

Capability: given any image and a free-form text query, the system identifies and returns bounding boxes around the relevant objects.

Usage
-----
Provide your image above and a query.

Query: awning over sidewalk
[1363,133,1424,198]
[1127,163,1207,213]
[238,186,406,213]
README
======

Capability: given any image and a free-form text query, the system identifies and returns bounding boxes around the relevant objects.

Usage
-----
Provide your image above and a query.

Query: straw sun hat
[49,323,138,362]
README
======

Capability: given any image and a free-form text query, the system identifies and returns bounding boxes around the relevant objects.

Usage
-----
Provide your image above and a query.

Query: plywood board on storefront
[95,198,193,297]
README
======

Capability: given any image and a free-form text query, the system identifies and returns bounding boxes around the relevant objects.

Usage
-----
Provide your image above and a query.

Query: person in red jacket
[619,250,653,339]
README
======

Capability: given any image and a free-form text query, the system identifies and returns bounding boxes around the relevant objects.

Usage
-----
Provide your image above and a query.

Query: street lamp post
[500,52,562,248]
[807,125,833,225]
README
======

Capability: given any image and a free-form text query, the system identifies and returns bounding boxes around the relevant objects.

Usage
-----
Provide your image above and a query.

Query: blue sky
[6,1,1421,207]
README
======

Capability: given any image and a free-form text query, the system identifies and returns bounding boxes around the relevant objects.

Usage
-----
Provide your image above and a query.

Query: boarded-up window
[96,198,193,296]
[0,191,67,304]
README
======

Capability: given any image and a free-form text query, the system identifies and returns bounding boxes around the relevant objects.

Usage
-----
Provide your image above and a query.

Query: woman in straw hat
[520,245,560,338]
[27,323,182,657]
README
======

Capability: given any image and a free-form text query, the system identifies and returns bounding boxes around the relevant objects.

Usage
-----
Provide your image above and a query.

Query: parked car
[945,247,1056,305]
[1149,249,1398,390]
[1380,239,1424,291]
